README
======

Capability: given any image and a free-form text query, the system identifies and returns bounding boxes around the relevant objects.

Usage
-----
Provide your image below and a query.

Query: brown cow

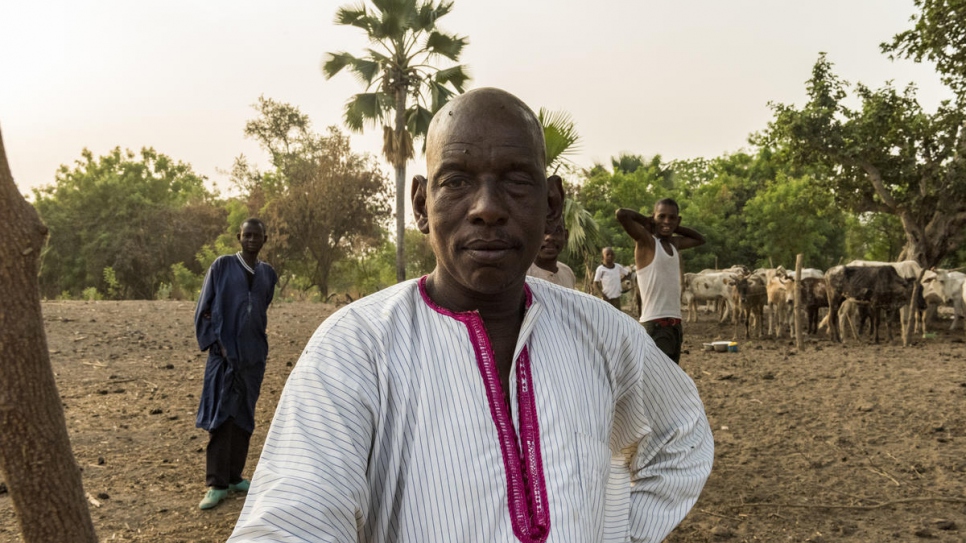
[734,274,767,339]
[799,277,829,335]
[826,265,918,343]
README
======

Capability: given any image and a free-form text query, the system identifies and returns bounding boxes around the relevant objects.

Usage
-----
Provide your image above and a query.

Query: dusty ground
[1,300,965,542]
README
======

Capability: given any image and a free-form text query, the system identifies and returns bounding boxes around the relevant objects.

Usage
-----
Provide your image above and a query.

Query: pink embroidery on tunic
[418,276,550,543]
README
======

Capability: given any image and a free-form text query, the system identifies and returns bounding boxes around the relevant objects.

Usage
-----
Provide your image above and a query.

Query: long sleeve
[228,312,378,542]
[612,329,714,543]
[194,263,218,352]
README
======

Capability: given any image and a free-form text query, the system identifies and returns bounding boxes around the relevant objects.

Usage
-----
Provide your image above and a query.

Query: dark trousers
[643,320,684,364]
[605,296,622,310]
[206,417,252,489]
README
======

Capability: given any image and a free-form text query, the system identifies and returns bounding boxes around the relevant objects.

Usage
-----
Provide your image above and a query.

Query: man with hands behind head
[617,200,705,364]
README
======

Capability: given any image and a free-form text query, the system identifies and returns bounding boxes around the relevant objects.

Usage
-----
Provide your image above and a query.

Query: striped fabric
[228,278,713,543]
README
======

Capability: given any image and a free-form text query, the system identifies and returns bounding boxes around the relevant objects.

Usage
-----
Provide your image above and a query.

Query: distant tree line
[33,98,433,302]
[31,0,966,300]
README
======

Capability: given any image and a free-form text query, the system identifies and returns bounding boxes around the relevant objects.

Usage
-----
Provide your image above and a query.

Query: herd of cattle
[676,260,965,343]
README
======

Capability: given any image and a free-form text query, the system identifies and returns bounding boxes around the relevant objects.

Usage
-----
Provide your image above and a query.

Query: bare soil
[2,300,965,542]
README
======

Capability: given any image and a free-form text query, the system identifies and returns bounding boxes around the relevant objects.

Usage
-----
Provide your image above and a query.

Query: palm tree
[323,0,470,282]
[539,108,604,289]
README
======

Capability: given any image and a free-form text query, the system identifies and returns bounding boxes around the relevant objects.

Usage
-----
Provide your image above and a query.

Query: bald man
[229,88,712,543]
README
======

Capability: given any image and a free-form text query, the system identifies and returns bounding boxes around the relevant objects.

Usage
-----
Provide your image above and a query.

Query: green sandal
[199,488,228,510]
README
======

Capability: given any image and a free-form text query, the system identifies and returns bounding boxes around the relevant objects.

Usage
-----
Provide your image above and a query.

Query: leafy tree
[844,212,906,262]
[883,0,966,100]
[762,53,966,267]
[322,0,470,282]
[33,147,223,299]
[239,97,391,298]
[743,173,847,269]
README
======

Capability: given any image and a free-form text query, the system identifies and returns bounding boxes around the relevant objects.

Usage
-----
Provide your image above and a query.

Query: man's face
[537,224,567,261]
[602,248,615,266]
[414,91,560,296]
[238,222,266,255]
[653,203,681,239]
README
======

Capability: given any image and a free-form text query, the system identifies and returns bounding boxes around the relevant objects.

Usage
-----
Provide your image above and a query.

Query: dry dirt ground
[2,299,965,542]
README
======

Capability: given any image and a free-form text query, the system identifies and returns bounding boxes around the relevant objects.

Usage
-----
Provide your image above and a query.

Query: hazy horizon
[1,0,952,204]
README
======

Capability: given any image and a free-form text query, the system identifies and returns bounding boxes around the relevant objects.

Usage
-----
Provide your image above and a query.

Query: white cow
[685,270,741,323]
[799,268,825,280]
[920,269,966,332]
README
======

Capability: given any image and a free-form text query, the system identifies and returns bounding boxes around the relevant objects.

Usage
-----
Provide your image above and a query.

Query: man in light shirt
[229,88,713,543]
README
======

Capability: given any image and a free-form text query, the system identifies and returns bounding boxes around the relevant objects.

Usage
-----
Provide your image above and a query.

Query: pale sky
[1,0,952,207]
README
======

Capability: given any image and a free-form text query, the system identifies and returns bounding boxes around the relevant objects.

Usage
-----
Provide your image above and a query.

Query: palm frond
[563,198,604,257]
[322,52,354,79]
[344,93,388,132]
[425,31,467,61]
[432,65,470,93]
[406,104,435,143]
[539,108,581,174]
[349,56,384,86]
[334,4,373,31]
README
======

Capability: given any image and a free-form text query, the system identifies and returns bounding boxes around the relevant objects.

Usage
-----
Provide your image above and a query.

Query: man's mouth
[464,239,515,262]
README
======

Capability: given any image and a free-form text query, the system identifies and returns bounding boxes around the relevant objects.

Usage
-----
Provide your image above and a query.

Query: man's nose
[468,179,509,225]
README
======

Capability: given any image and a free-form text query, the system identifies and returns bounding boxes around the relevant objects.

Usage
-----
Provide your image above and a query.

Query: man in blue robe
[194,218,278,510]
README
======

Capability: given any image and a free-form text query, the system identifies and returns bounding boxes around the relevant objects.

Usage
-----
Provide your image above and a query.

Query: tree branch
[858,160,898,210]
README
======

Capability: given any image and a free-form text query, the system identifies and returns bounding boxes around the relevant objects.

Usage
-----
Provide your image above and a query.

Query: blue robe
[195,254,277,433]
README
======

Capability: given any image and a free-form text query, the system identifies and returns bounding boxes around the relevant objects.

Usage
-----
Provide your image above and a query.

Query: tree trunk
[0,127,97,542]
[393,86,409,283]
[897,208,966,268]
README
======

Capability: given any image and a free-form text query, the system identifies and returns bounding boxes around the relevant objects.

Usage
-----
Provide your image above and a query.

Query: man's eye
[440,176,469,188]
[505,173,534,184]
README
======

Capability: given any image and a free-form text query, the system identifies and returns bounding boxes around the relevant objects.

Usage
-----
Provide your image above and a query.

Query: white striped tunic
[228,278,713,543]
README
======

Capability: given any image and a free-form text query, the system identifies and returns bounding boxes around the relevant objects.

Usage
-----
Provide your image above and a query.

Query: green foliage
[102,267,120,299]
[883,0,966,100]
[33,147,225,299]
[743,174,847,269]
[843,213,906,262]
[237,98,392,297]
[761,53,966,266]
[156,282,172,301]
[328,228,436,299]
[82,287,102,301]
[165,262,203,301]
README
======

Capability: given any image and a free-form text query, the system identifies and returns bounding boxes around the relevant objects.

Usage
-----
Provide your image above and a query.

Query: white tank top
[636,236,682,322]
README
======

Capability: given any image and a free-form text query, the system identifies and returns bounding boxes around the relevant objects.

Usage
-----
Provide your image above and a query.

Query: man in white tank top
[617,199,705,363]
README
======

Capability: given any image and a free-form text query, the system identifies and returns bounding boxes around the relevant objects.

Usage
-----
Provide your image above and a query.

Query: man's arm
[228,315,376,541]
[593,266,606,297]
[672,225,706,251]
[194,263,218,352]
[616,208,656,245]
[611,326,714,542]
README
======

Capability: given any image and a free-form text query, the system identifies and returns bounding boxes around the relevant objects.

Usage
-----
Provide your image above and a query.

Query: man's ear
[545,175,564,234]
[411,175,430,234]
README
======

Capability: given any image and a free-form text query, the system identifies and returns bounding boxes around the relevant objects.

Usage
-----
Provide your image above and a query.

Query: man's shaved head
[426,87,546,178]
